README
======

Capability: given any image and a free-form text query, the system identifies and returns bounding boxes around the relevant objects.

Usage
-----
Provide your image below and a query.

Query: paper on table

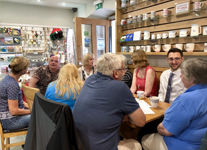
[135,98,155,114]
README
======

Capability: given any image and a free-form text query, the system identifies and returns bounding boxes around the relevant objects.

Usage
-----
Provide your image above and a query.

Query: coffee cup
[151,34,156,39]
[127,18,132,24]
[141,46,146,51]
[150,96,159,108]
[151,11,156,19]
[174,44,183,50]
[143,13,149,20]
[121,46,129,52]
[191,24,201,37]
[130,0,136,5]
[194,1,204,11]
[129,46,134,52]
[161,9,168,17]
[153,45,161,52]
[132,16,137,23]
[137,91,145,99]
[121,19,127,25]
[179,30,190,37]
[144,31,150,40]
[204,43,207,52]
[162,33,168,39]
[169,31,178,38]
[162,44,171,52]
[184,43,195,52]
[136,46,141,50]
[145,45,151,52]
[137,14,143,22]
[203,27,207,35]
[121,0,127,7]
[157,33,162,39]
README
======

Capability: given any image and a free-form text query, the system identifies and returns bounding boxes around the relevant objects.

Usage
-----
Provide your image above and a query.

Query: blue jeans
[1,114,31,130]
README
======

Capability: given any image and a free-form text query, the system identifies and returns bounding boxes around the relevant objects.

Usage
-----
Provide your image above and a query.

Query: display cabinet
[0,25,68,77]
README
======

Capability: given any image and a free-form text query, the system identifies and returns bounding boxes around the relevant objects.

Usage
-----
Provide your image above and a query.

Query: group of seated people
[0,48,207,150]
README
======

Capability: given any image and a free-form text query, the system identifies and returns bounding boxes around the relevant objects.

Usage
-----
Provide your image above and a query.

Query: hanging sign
[95,3,102,10]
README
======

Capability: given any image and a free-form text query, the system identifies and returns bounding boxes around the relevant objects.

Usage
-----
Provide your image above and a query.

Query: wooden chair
[0,120,27,150]
[22,82,40,111]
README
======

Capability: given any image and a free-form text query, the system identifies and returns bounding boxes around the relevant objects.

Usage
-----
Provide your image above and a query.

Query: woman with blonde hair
[78,53,95,81]
[0,57,31,130]
[130,50,157,96]
[45,63,83,110]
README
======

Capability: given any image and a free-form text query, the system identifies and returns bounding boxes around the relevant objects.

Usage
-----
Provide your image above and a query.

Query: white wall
[85,2,96,18]
[0,2,2,22]
[103,0,115,9]
[0,2,75,29]
[74,5,86,18]
[76,0,115,18]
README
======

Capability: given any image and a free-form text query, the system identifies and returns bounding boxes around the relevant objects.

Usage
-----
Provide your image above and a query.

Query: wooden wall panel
[128,65,169,88]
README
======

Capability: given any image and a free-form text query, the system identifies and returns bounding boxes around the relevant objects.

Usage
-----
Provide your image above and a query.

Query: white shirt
[158,68,186,103]
[78,66,94,81]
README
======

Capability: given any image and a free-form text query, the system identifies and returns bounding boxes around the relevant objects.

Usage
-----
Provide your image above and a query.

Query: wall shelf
[118,35,207,45]
[118,7,207,28]
[118,0,171,12]
[117,52,207,56]
[0,53,15,54]
[116,0,207,56]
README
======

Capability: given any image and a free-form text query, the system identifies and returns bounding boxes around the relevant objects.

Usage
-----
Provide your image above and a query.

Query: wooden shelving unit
[115,0,207,55]
[117,52,207,56]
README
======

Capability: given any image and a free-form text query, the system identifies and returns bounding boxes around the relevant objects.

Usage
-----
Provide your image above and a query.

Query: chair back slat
[0,120,27,150]
[0,121,5,149]
[22,82,40,111]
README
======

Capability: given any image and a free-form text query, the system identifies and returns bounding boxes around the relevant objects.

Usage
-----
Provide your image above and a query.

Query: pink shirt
[136,66,158,96]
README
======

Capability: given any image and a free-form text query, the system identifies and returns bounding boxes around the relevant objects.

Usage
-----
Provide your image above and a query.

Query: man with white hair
[73,53,146,150]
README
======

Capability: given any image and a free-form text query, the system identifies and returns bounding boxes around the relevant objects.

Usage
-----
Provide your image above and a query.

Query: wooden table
[120,95,171,140]
[134,95,171,123]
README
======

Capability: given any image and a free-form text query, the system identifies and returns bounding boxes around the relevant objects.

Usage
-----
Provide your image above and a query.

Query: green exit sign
[95,3,102,10]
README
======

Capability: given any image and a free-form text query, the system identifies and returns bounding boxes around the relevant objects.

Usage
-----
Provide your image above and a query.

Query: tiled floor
[0,135,25,150]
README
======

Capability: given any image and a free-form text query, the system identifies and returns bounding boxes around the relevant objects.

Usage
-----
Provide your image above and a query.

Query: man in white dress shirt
[158,48,186,103]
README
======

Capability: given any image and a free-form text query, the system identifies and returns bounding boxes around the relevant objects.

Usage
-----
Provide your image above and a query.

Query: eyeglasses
[168,57,181,62]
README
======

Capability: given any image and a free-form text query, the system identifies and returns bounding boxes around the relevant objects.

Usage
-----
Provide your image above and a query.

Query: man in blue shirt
[73,53,146,150]
[142,58,207,150]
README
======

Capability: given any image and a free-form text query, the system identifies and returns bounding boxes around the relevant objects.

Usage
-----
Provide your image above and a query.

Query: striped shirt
[121,69,133,88]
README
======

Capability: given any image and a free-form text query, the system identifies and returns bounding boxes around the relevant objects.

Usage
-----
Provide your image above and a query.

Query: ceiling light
[63,3,65,5]
[37,0,40,2]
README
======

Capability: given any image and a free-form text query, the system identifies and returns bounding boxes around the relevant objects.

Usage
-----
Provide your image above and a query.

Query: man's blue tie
[164,72,174,103]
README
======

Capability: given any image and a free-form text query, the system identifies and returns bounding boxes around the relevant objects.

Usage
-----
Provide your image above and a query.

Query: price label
[34,52,38,54]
